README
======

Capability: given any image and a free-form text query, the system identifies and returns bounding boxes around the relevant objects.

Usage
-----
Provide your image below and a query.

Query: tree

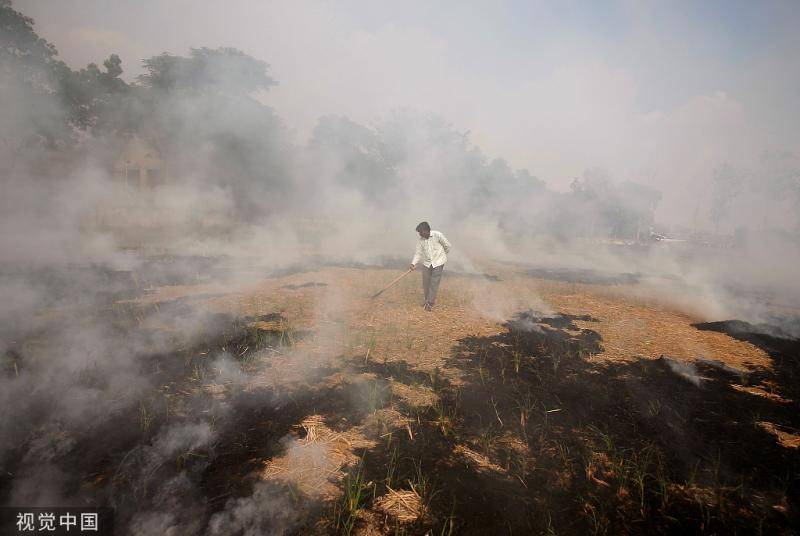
[57,53,129,132]
[134,47,289,221]
[710,163,745,234]
[755,151,800,233]
[0,0,58,86]
[309,115,397,204]
[0,0,70,152]
[1,1,132,157]
[138,47,275,95]
[562,170,662,240]
[616,181,662,240]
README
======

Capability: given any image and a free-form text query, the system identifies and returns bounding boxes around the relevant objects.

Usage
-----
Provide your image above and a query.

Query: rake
[371,268,413,299]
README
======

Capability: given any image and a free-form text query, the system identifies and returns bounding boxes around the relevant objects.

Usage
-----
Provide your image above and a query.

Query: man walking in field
[410,221,452,311]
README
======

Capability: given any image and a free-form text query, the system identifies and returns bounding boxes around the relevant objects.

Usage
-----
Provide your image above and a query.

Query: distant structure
[88,134,234,250]
[113,135,170,191]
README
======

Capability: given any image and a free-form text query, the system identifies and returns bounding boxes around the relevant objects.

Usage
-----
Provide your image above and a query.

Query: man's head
[415,221,431,239]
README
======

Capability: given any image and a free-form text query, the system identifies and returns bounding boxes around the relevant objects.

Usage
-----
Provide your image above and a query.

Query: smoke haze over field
[1,2,800,532]
[0,0,798,333]
[14,0,800,226]
[1,0,798,326]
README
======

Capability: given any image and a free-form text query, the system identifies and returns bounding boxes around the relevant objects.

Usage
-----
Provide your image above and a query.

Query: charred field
[1,258,799,535]
[5,0,800,532]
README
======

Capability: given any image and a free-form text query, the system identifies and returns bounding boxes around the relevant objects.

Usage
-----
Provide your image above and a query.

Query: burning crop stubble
[2,0,800,533]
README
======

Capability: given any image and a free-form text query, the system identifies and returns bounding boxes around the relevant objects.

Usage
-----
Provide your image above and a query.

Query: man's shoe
[423,302,432,311]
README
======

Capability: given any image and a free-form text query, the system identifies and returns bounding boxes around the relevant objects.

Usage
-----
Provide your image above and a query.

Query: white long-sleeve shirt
[411,230,451,268]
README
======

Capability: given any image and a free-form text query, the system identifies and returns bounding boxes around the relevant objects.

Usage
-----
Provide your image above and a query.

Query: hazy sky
[16,0,800,221]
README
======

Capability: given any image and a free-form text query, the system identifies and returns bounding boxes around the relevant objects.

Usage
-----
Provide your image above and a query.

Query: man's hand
[409,264,416,271]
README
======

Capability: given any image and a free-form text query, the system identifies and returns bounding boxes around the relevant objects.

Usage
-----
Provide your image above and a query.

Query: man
[410,221,452,311]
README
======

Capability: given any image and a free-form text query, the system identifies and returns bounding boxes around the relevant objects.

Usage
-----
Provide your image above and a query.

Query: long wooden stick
[371,268,413,299]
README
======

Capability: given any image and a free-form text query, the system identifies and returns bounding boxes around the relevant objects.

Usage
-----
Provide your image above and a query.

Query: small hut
[112,135,170,190]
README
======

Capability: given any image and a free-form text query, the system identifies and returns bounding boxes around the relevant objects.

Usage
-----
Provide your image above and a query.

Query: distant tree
[514,168,546,196]
[566,169,611,237]
[307,110,547,227]
[375,111,485,216]
[135,47,289,220]
[310,115,397,204]
[755,151,800,233]
[710,163,745,234]
[0,0,70,152]
[617,181,662,240]
[563,170,661,240]
[138,47,275,95]
[58,53,129,132]
[1,1,132,156]
[0,0,58,86]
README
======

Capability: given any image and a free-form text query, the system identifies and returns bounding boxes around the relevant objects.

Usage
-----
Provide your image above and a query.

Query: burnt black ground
[345,312,799,534]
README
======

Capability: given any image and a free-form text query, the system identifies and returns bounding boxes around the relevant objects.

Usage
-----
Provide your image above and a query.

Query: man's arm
[410,241,422,270]
[438,232,451,253]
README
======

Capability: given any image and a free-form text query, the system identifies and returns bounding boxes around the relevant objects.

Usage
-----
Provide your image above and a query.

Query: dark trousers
[421,264,444,305]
